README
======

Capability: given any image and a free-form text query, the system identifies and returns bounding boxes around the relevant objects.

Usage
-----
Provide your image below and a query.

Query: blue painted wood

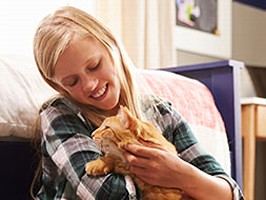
[163,60,244,189]
[235,0,266,10]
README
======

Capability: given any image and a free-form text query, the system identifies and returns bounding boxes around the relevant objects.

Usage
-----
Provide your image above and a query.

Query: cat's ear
[119,106,137,129]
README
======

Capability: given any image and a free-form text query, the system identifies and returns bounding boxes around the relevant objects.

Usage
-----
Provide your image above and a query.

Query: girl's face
[54,36,121,113]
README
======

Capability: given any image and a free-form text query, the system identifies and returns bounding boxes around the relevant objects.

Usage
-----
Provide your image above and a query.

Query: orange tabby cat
[85,106,182,200]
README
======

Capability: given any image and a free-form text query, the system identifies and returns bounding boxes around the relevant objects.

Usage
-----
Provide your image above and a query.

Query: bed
[0,55,243,199]
[162,60,244,187]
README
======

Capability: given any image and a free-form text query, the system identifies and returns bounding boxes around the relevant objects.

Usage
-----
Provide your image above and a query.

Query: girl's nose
[82,76,98,92]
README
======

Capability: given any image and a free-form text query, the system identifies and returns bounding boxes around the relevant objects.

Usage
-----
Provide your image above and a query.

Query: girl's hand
[124,140,233,200]
[123,140,189,189]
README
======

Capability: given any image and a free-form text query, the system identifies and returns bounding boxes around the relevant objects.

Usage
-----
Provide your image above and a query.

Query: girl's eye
[65,79,78,87]
[68,80,77,87]
[88,60,101,71]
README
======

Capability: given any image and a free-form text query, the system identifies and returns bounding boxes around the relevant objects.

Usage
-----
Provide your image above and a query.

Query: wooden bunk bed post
[163,60,244,189]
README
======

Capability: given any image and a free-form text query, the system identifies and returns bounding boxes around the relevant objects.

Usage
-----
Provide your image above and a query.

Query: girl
[33,6,243,200]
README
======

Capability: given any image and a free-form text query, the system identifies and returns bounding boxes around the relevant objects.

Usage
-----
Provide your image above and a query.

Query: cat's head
[91,106,162,154]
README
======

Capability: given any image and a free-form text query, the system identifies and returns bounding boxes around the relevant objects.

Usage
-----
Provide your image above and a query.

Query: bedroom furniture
[241,97,266,200]
[0,138,39,199]
[0,55,243,199]
[164,60,244,188]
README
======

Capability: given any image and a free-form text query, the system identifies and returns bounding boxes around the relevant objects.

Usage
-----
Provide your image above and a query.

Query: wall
[0,0,97,58]
[176,2,266,68]
[232,2,266,67]
[175,50,220,66]
[175,2,266,200]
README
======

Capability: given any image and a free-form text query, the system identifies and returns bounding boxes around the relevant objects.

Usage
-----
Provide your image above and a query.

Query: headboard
[163,60,244,188]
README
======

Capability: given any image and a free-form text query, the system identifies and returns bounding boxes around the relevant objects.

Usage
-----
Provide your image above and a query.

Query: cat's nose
[91,131,96,138]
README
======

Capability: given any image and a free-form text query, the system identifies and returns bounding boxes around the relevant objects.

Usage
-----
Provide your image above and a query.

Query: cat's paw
[85,159,112,175]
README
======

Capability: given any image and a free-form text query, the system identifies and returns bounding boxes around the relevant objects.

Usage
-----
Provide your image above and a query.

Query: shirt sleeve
[39,97,139,200]
[154,101,244,200]
[173,116,244,200]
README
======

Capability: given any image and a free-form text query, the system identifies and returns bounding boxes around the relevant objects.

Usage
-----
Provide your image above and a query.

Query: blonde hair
[33,6,142,126]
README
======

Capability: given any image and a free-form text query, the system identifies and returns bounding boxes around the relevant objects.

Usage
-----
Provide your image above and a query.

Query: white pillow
[0,55,57,138]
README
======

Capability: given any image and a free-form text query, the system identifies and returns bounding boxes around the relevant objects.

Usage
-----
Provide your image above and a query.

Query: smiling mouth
[91,85,107,99]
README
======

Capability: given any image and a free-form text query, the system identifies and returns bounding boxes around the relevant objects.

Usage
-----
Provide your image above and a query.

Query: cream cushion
[0,55,57,138]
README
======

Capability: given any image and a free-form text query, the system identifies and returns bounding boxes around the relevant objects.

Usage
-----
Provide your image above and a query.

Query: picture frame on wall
[174,0,232,59]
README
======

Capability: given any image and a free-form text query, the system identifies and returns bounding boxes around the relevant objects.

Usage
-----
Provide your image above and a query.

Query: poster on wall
[176,0,218,34]
[174,0,232,59]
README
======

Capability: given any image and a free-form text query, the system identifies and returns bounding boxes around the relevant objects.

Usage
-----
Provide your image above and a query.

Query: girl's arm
[39,97,138,199]
[124,101,244,200]
[124,142,233,200]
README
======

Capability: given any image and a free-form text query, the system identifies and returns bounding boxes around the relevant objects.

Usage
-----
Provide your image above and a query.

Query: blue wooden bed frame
[0,59,243,199]
[163,59,243,189]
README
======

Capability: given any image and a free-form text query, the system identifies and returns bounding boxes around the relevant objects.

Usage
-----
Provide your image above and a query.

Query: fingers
[123,143,166,171]
[124,147,150,168]
[124,149,163,186]
[129,165,159,185]
[139,139,172,152]
[123,149,157,182]
[124,142,164,158]
[124,143,148,157]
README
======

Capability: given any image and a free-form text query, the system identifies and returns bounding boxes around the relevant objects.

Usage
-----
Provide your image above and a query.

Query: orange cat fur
[85,106,182,200]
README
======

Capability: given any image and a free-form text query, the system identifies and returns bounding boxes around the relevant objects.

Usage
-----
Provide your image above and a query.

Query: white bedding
[139,70,231,175]
[0,55,57,138]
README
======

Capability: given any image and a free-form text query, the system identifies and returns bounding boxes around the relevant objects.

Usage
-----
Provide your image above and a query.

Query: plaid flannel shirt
[35,96,244,200]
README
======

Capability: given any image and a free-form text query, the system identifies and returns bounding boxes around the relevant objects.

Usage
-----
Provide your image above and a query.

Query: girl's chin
[99,103,119,112]
[77,96,120,112]
[97,101,120,113]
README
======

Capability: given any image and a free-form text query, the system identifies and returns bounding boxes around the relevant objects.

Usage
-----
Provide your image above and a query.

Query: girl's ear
[119,106,137,129]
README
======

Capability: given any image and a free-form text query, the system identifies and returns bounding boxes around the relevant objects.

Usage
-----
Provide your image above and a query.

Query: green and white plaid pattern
[35,96,243,200]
